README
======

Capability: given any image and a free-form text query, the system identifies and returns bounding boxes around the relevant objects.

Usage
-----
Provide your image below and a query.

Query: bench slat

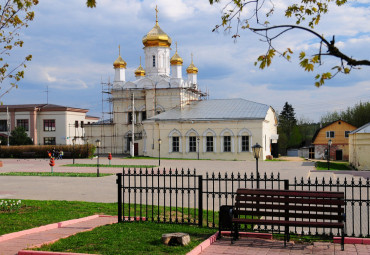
[234,202,344,213]
[234,210,344,221]
[232,218,344,228]
[235,196,345,205]
[236,189,344,198]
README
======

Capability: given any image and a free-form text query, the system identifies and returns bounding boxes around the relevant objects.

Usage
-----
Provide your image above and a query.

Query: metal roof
[149,99,269,121]
[350,122,370,134]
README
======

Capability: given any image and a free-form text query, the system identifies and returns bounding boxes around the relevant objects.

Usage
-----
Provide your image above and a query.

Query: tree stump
[162,232,190,246]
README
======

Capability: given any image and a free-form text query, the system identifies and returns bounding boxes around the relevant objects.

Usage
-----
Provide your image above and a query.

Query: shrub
[0,144,95,158]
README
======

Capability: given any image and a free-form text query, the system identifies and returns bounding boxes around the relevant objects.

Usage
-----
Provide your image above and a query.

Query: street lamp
[158,138,162,166]
[95,139,101,177]
[72,137,76,164]
[197,137,200,160]
[252,143,262,189]
[328,139,332,170]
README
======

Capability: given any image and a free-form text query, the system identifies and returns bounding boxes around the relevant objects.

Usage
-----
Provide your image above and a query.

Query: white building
[85,12,278,160]
[0,104,99,145]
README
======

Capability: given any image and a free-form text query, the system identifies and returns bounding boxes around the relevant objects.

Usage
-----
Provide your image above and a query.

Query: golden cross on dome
[139,56,142,65]
[175,42,178,52]
[119,45,121,56]
[155,5,159,24]
[191,53,194,63]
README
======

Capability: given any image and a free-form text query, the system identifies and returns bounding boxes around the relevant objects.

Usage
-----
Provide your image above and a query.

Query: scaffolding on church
[84,78,209,155]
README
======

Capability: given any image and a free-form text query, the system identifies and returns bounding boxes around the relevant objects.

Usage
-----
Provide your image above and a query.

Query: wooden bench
[232,188,346,250]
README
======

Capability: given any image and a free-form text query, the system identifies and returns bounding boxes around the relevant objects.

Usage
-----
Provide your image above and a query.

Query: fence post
[117,173,122,222]
[284,179,289,190]
[198,175,203,227]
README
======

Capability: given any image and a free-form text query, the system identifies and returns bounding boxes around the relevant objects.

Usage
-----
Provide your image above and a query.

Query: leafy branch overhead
[209,0,370,86]
[0,0,38,100]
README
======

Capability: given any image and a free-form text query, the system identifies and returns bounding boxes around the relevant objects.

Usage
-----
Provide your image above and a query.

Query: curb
[333,237,370,244]
[0,215,100,243]
[18,251,90,255]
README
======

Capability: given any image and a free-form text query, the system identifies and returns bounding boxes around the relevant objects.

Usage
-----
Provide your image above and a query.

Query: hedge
[0,144,96,159]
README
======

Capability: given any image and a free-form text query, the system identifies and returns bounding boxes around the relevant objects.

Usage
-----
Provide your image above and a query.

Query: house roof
[0,104,88,113]
[350,122,370,134]
[311,119,355,143]
[149,99,270,121]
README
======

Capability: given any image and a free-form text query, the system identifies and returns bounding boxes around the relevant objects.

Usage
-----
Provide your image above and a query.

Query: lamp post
[72,138,76,164]
[197,137,200,160]
[252,143,262,189]
[95,139,101,177]
[328,139,332,170]
[158,138,161,166]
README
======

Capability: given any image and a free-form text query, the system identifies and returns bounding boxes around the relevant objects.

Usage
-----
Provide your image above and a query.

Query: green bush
[0,144,95,158]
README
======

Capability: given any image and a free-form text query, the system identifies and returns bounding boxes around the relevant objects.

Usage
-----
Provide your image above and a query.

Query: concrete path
[0,215,117,255]
[200,236,370,255]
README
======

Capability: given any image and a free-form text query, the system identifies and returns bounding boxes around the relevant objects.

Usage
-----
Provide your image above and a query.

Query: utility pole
[131,93,135,157]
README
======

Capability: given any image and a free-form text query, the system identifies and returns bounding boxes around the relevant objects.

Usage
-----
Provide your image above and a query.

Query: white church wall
[144,119,266,160]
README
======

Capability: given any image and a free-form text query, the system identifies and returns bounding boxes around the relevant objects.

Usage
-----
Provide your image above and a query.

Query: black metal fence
[116,168,370,238]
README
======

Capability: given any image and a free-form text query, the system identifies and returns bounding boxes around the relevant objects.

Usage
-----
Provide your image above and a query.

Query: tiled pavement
[0,216,117,255]
[199,237,370,255]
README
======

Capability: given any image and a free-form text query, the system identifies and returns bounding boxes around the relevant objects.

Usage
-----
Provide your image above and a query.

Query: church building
[85,10,278,160]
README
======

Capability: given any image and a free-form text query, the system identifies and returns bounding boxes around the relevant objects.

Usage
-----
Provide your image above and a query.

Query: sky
[3,0,370,122]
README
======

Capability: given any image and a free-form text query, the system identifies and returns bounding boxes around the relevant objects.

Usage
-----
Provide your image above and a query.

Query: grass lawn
[0,200,218,236]
[315,161,351,170]
[123,156,212,161]
[63,163,157,168]
[33,221,215,255]
[0,172,112,177]
[0,200,118,235]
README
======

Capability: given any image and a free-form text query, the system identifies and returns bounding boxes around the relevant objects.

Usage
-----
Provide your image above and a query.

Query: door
[134,143,139,156]
[336,150,343,160]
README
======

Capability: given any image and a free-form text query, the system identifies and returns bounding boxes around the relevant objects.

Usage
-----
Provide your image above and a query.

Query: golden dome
[142,22,172,47]
[113,55,127,69]
[170,42,183,65]
[135,64,145,77]
[186,54,198,74]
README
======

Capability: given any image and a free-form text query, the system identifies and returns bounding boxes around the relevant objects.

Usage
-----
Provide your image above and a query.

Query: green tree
[278,102,298,155]
[9,126,33,145]
[0,0,38,100]
[321,101,370,128]
[207,0,369,86]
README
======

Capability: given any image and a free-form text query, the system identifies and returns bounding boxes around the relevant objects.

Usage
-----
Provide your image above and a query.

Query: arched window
[168,129,182,153]
[152,55,156,67]
[185,129,200,153]
[202,129,217,153]
[220,128,235,153]
[238,128,252,153]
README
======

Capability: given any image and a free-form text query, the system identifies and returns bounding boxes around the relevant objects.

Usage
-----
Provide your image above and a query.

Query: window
[241,136,249,152]
[345,131,350,138]
[128,112,133,124]
[0,120,7,131]
[206,136,213,152]
[172,137,179,152]
[189,136,196,152]
[80,121,84,128]
[326,131,335,138]
[17,119,29,131]
[44,137,56,145]
[43,119,55,131]
[152,55,156,67]
[224,136,231,152]
[75,120,79,128]
[142,111,147,121]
